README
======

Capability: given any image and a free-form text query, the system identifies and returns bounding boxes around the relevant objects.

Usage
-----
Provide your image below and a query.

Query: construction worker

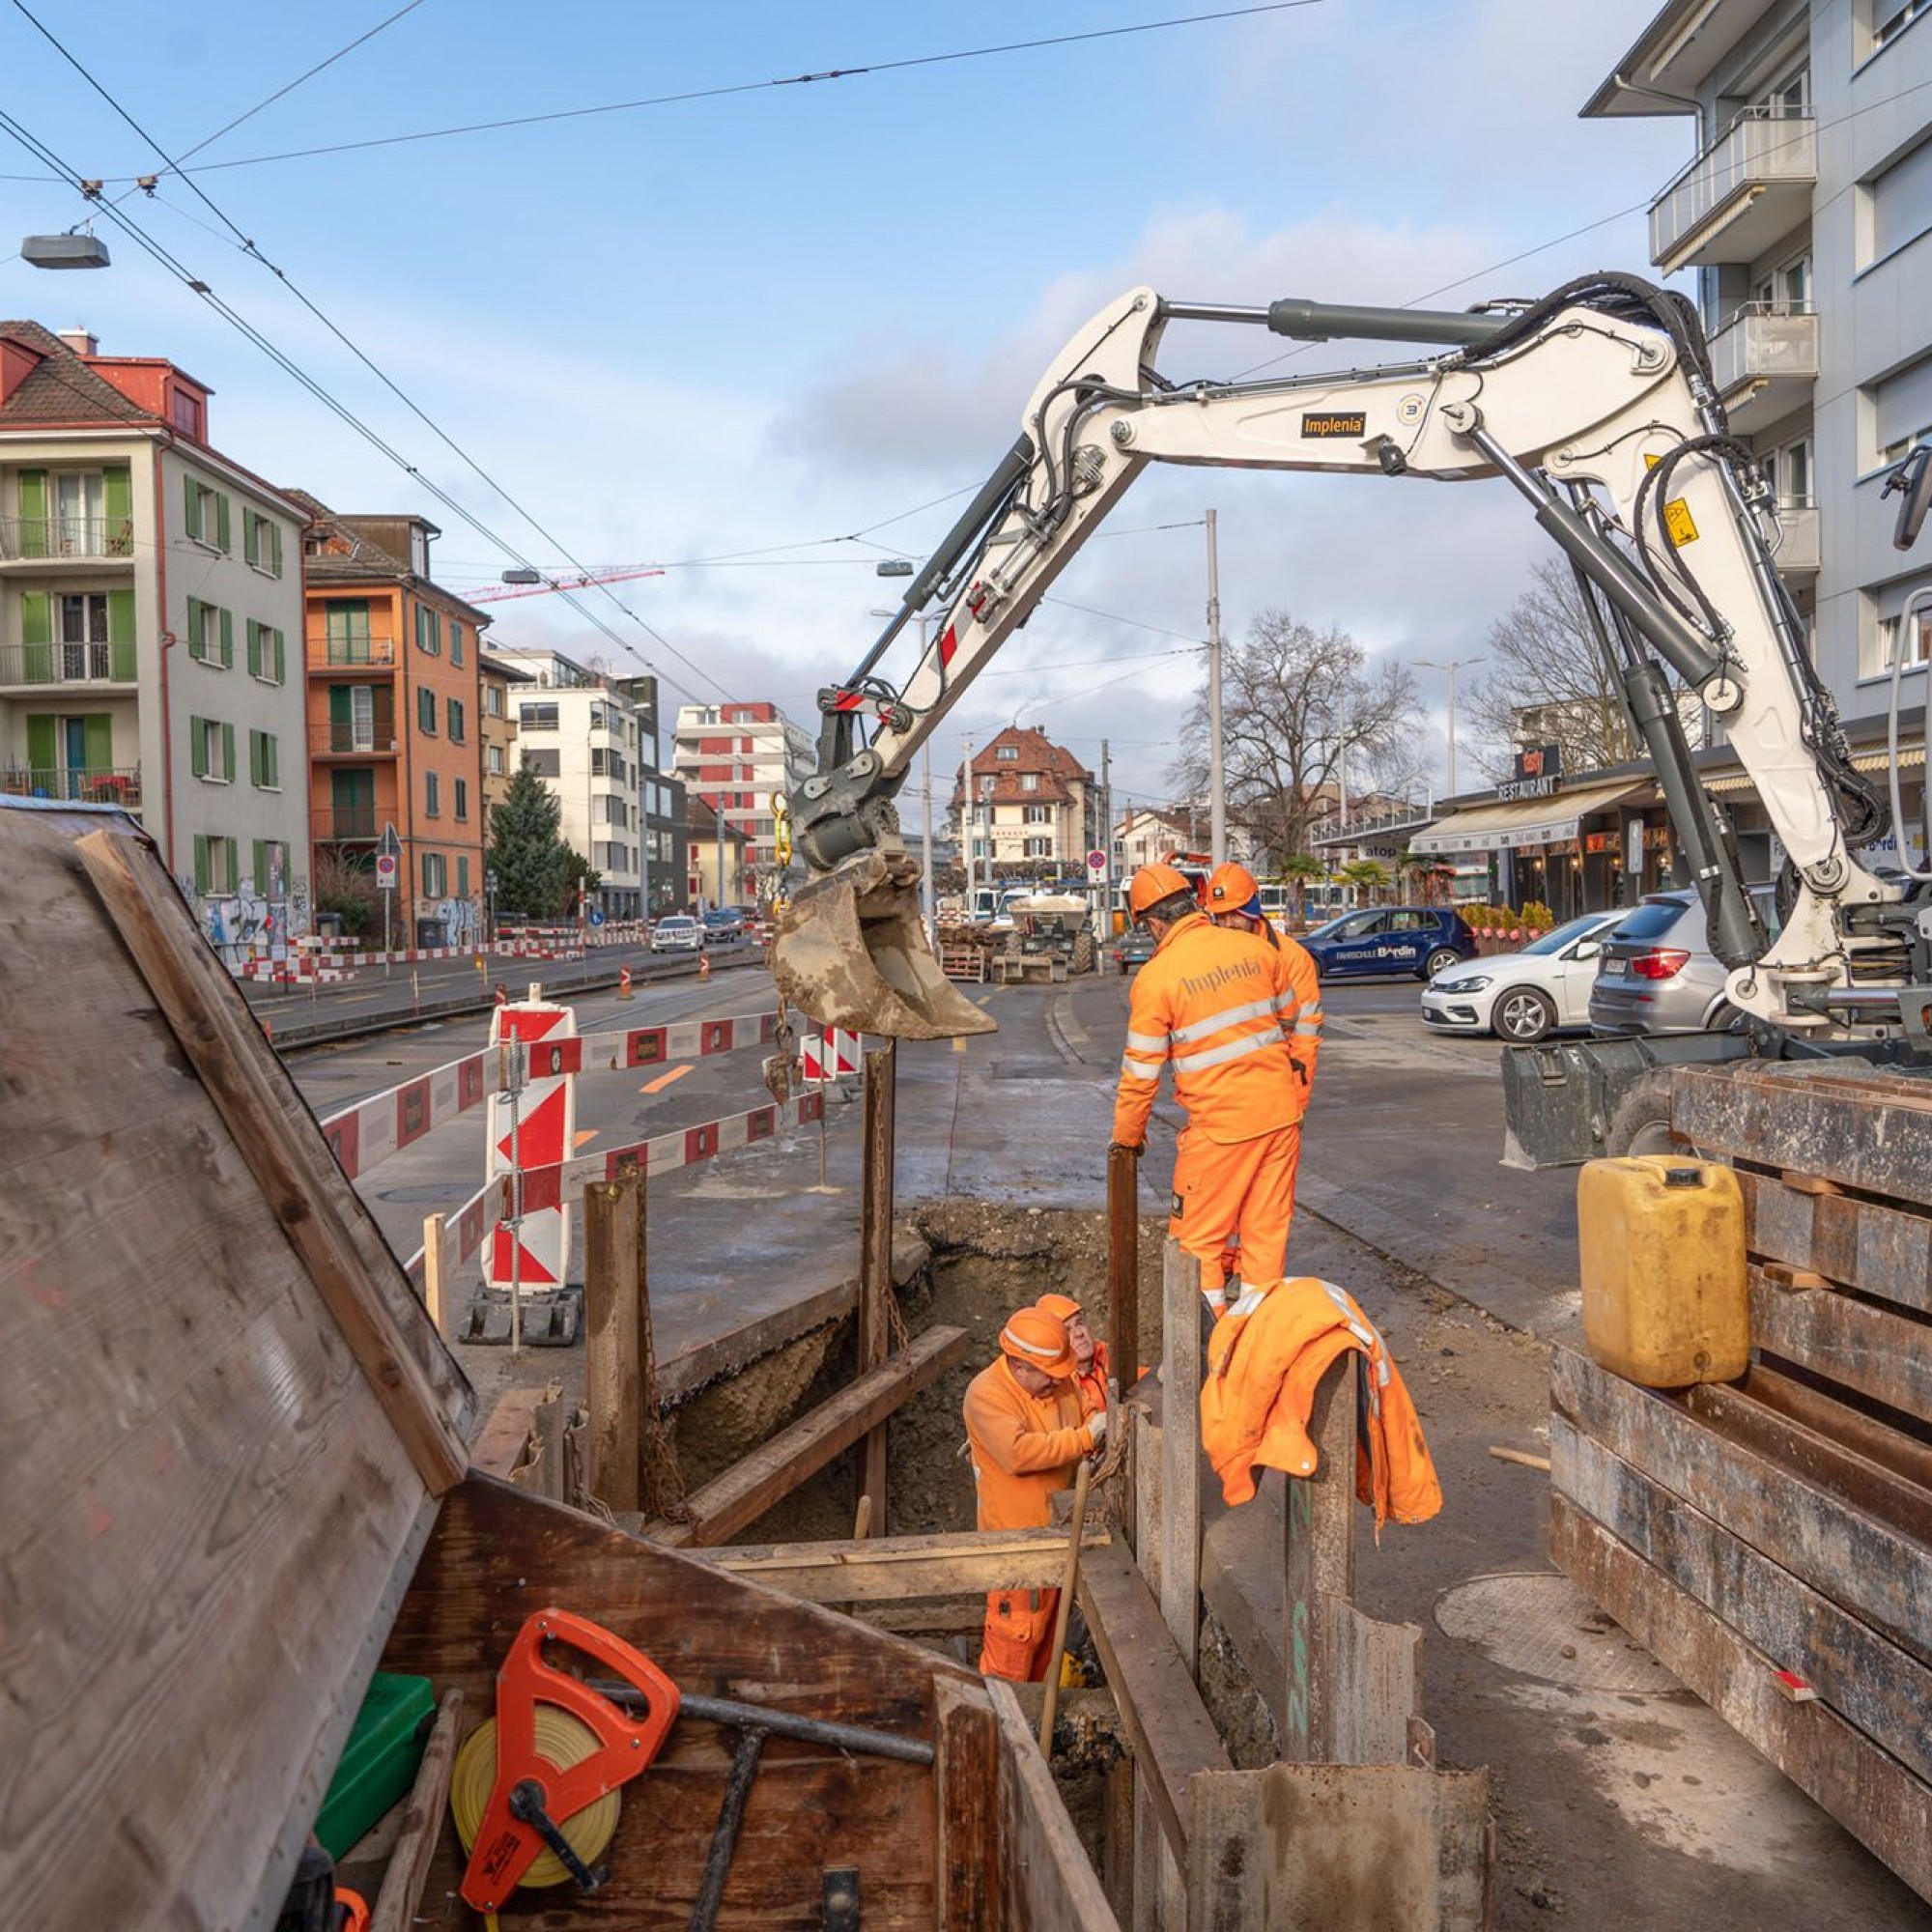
[1036,1291,1110,1418]
[962,1306,1106,1680]
[1111,861,1311,1321]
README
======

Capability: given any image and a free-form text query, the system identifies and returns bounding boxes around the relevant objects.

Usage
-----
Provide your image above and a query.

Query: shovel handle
[1037,1456,1093,1754]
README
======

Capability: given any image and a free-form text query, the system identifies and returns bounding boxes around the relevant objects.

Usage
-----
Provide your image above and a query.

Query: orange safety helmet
[999,1306,1076,1379]
[1207,862,1259,910]
[1035,1292,1084,1322]
[1128,861,1194,920]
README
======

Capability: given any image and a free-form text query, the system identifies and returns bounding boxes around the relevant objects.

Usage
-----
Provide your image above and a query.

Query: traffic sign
[588,907,606,927]
[375,853,398,892]
[378,821,402,859]
[802,1027,861,1082]
[1087,848,1107,872]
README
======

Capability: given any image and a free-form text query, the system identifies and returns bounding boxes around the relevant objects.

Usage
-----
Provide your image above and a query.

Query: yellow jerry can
[1577,1154,1748,1387]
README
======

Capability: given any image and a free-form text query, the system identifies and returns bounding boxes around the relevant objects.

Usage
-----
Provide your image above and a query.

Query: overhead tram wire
[6,2,736,706]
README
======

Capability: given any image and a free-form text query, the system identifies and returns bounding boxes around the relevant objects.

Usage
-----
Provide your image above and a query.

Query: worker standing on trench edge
[962,1306,1106,1681]
[1035,1291,1109,1417]
[1111,861,1313,1323]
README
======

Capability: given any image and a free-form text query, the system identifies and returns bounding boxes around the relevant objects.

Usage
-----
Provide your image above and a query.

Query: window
[520,700,558,730]
[1879,605,1932,669]
[245,620,287,684]
[1873,355,1932,469]
[172,390,204,440]
[1024,837,1051,858]
[414,604,440,655]
[242,509,284,578]
[446,696,466,743]
[1870,134,1932,263]
[485,681,503,717]
[487,744,504,775]
[248,728,281,790]
[522,748,560,778]
[1752,253,1812,314]
[422,852,447,896]
[1759,66,1809,118]
[454,778,469,820]
[1764,437,1813,508]
[1873,0,1928,52]
[1021,774,1040,793]
[189,714,235,783]
[250,839,286,896]
[448,617,464,668]
[425,771,440,816]
[183,475,229,551]
[996,745,1018,760]
[1023,803,1050,824]
[186,598,233,668]
[191,834,237,894]
[417,687,438,735]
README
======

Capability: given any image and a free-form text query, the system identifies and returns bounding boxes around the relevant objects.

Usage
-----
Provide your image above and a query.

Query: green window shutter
[242,509,258,568]
[106,588,135,680]
[221,722,236,781]
[219,607,234,668]
[253,839,268,892]
[186,599,204,662]
[193,835,210,894]
[20,589,51,682]
[265,733,279,788]
[27,714,56,786]
[16,469,47,556]
[224,838,239,892]
[272,629,285,684]
[216,494,232,554]
[270,523,284,579]
[249,728,263,787]
[328,684,351,725]
[190,716,208,780]
[82,713,113,776]
[245,618,260,678]
[458,854,470,897]
[184,474,201,542]
[103,467,131,553]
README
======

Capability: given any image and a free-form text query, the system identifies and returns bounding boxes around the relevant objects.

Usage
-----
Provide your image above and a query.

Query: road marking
[952,1036,966,1054]
[574,1128,600,1148]
[641,1064,694,1094]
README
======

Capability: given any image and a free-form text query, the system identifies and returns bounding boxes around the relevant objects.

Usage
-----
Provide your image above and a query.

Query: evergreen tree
[487,763,577,919]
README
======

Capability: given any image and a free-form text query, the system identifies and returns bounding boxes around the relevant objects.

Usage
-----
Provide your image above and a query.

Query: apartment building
[0,322,309,941]
[293,497,491,947]
[492,646,645,919]
[952,726,1102,877]
[480,650,533,830]
[1584,0,1932,800]
[687,793,747,908]
[671,698,814,895]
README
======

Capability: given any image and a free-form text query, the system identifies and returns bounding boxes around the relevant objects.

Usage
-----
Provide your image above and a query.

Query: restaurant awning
[1409,779,1656,856]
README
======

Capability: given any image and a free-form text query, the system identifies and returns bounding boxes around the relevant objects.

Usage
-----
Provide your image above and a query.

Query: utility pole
[1206,507,1227,867]
[1416,655,1483,800]
[962,734,974,913]
[1100,737,1112,938]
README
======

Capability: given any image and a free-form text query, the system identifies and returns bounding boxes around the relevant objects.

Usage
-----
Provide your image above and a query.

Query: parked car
[1113,928,1157,975]
[1299,906,1478,981]
[700,909,745,946]
[1587,888,1776,1037]
[1420,910,1628,1042]
[649,914,702,953]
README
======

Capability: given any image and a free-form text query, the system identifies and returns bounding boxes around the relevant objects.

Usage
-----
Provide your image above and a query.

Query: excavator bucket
[771,848,998,1040]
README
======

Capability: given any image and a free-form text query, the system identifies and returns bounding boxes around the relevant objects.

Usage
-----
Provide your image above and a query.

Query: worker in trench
[962,1305,1106,1681]
[1035,1291,1109,1416]
[1110,861,1318,1327]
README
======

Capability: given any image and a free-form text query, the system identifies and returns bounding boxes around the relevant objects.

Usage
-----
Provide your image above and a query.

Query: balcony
[309,722,399,758]
[0,639,137,689]
[2,764,142,808]
[0,517,135,565]
[306,635,397,672]
[1709,305,1818,435]
[1650,110,1815,272]
[1769,500,1820,576]
[316,807,380,841]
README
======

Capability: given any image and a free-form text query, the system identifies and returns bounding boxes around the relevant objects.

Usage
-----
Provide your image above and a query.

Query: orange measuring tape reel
[450,1607,680,1918]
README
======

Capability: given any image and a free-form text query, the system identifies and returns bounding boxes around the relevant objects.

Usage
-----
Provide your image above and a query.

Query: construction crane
[467,565,666,604]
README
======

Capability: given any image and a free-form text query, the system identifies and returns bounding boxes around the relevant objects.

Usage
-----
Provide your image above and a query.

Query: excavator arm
[774,273,1908,1046]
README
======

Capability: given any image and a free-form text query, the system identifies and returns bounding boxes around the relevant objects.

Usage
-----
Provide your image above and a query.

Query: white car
[1419,910,1628,1042]
[649,914,703,953]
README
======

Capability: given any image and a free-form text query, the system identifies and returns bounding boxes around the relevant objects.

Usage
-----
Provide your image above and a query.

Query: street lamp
[21,230,109,269]
[1414,656,1484,798]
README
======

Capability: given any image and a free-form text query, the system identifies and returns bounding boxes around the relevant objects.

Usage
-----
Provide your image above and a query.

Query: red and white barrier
[321,1051,490,1181]
[801,1026,861,1082]
[486,994,578,1293]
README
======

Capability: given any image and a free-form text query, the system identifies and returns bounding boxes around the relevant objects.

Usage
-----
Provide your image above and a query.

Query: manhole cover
[1434,1571,1681,1693]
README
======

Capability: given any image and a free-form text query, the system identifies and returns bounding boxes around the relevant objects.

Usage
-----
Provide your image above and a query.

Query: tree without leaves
[1464,559,1636,781]
[1170,611,1420,864]
[487,761,580,920]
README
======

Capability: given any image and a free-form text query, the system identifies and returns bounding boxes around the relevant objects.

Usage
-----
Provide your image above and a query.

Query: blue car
[1300,905,1478,981]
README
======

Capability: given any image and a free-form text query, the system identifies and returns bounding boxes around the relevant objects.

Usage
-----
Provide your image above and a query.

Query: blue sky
[1,0,1690,807]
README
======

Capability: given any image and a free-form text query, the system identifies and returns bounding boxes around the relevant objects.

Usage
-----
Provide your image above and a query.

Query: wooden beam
[420,1211,448,1338]
[74,830,469,1493]
[1737,1168,1932,1320]
[369,1688,464,1932]
[469,1385,551,1480]
[643,1325,970,1548]
[1281,1353,1357,1763]
[858,1043,897,1533]
[985,1679,1122,1931]
[1108,1143,1140,1549]
[1749,1264,1932,1428]
[934,1678,1006,1931]
[583,1167,644,1511]
[1077,1540,1233,1864]
[1158,1238,1201,1673]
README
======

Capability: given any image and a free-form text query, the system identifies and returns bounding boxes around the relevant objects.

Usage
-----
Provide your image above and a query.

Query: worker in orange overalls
[1111,862,1312,1321]
[962,1306,1106,1680]
[1036,1291,1110,1418]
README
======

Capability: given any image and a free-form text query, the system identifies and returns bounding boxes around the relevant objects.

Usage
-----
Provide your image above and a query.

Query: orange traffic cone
[698,952,712,981]
[618,965,634,1000]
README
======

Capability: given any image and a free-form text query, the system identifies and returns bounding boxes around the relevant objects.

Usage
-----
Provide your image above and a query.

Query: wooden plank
[1187,1763,1492,1931]
[645,1325,970,1547]
[369,1687,464,1932]
[1551,1346,1932,1666]
[1324,1600,1423,1769]
[986,1678,1122,1931]
[1159,1237,1201,1673]
[1739,1169,1932,1320]
[420,1209,448,1337]
[1077,1541,1235,1864]
[1108,1143,1141,1550]
[1749,1264,1932,1428]
[1282,1354,1357,1764]
[1741,1362,1932,1494]
[1127,1395,1174,1931]
[1552,1417,1932,1785]
[469,1385,548,1480]
[934,1678,1006,1931]
[858,1042,896,1532]
[583,1166,644,1511]
[1552,1497,1932,1905]
[74,829,469,1492]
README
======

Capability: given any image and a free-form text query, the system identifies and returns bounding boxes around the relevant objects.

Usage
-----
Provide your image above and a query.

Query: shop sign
[1583,830,1621,857]
[1497,743,1563,802]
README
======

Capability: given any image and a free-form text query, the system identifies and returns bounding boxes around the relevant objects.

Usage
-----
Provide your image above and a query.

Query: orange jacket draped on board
[1200,1275,1442,1530]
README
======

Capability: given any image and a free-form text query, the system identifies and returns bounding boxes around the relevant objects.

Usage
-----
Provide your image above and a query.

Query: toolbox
[314,1672,436,1859]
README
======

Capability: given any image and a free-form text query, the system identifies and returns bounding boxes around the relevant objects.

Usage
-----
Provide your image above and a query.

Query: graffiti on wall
[429,895,481,948]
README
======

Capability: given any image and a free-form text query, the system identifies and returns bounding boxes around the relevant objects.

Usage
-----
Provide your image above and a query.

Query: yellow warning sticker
[1663,497,1699,547]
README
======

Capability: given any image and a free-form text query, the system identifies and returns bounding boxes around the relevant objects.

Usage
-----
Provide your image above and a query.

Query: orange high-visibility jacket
[1113,912,1314,1148]
[1200,1275,1442,1528]
[963,1356,1097,1532]
[1279,933,1323,1093]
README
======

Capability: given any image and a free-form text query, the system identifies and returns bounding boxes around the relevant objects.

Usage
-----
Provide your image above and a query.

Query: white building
[491,646,646,919]
[671,699,815,896]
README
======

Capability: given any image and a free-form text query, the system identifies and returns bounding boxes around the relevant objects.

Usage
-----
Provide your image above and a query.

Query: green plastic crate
[315,1672,436,1860]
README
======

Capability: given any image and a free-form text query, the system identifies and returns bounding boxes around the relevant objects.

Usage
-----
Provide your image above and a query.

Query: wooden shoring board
[1076,1541,1234,1865]
[1324,1599,1425,1769]
[1748,1264,1932,1429]
[583,1166,646,1511]
[1550,1348,1932,1667]
[1553,1497,1932,1906]
[1741,1362,1932,1494]
[1736,1169,1932,1320]
[985,1678,1123,1931]
[1186,1762,1492,1931]
[1159,1238,1201,1672]
[667,1525,1108,1603]
[1282,1353,1357,1764]
[858,1043,896,1532]
[1552,1414,1932,1786]
[644,1325,969,1547]
[934,1679,1006,1930]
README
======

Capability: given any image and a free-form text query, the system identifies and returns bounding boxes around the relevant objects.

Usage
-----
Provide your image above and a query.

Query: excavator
[770,272,1932,1162]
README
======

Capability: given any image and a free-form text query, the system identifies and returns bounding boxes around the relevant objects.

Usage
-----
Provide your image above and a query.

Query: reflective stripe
[1171,1028,1286,1075]
[1125,1029,1167,1054]
[1171,994,1280,1045]
[1121,1054,1161,1083]
[1295,1019,1322,1037]
[1273,998,1300,1021]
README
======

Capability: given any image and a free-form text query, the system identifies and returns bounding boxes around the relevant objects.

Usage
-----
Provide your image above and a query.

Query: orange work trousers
[980,1587,1062,1682]
[1170,1122,1301,1301]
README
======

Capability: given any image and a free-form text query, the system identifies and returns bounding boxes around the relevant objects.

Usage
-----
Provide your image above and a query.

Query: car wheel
[1493,987,1555,1043]
[1604,1072,1684,1160]
[1422,947,1462,980]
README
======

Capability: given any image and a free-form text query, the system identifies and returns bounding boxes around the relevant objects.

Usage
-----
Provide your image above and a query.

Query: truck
[769,271,1932,1160]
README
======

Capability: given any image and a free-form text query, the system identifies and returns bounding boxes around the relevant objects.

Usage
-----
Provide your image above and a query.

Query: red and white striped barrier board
[487,995,578,1293]
[507,1009,786,1084]
[322,1051,490,1181]
[801,1027,861,1081]
[402,1177,496,1290]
